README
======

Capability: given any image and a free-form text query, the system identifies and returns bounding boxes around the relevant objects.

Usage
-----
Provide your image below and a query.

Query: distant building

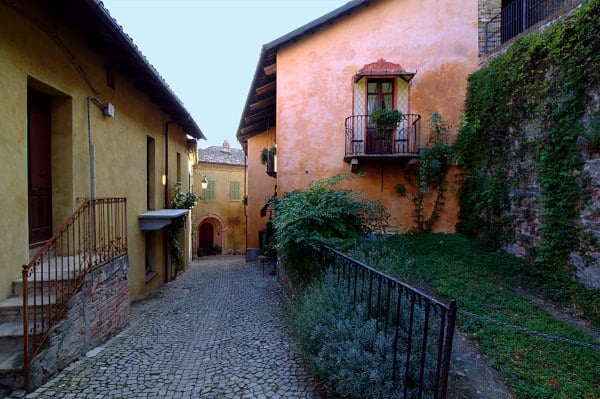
[193,141,247,256]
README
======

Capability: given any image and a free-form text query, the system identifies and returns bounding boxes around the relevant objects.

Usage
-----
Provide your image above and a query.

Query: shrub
[290,270,438,399]
[272,174,389,278]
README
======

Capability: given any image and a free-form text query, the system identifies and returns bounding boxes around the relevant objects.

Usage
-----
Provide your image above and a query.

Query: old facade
[193,141,247,257]
[0,0,204,389]
[237,0,479,259]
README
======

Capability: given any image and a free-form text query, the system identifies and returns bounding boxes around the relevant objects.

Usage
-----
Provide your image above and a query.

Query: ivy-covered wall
[455,0,600,289]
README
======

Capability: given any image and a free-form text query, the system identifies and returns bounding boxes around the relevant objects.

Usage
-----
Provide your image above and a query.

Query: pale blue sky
[101,0,350,149]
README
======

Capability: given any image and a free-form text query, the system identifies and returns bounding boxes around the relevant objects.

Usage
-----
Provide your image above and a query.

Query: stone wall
[29,256,130,389]
[502,107,600,290]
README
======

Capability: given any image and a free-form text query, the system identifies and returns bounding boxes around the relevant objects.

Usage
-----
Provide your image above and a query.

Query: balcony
[344,114,421,162]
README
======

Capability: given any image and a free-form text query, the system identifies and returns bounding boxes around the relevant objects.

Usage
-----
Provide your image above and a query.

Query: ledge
[138,209,189,231]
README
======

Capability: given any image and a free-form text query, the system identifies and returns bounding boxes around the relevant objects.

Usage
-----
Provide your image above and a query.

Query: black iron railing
[318,245,456,398]
[481,0,584,55]
[345,114,421,157]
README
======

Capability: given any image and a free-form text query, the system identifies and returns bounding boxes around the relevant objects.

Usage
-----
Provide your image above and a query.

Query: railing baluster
[318,245,456,398]
[23,198,127,391]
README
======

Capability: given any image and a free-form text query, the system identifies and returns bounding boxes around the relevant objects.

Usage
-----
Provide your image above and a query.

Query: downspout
[164,120,175,283]
[244,151,249,261]
[87,97,98,199]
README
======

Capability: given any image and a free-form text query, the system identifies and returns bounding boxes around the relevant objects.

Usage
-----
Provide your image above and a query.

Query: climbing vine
[395,113,454,232]
[455,0,600,278]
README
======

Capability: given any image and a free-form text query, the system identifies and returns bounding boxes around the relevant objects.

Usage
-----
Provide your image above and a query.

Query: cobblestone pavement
[23,256,321,399]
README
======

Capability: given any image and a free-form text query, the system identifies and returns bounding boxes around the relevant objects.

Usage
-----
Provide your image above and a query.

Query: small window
[204,179,216,202]
[230,180,241,201]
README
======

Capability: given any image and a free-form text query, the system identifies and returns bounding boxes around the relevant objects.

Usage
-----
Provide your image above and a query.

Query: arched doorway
[198,222,214,256]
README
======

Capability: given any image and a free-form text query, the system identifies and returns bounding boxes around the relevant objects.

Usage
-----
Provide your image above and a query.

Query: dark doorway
[366,78,395,154]
[28,89,53,245]
[198,223,214,255]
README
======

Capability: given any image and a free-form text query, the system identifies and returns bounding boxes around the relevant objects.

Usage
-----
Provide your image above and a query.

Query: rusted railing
[481,0,584,55]
[319,245,456,398]
[22,197,127,389]
[345,113,421,158]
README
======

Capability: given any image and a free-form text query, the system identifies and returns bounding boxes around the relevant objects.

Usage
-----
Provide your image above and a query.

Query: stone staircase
[0,264,73,392]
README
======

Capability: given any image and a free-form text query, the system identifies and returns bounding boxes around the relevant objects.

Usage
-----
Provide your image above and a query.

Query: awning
[138,209,189,231]
[354,58,416,83]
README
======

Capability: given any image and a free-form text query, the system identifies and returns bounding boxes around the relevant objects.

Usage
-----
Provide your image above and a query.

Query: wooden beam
[249,96,275,111]
[263,63,276,76]
[255,81,275,96]
[240,121,268,135]
[245,109,275,124]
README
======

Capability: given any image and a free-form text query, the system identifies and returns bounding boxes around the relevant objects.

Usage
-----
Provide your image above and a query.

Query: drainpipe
[243,150,249,261]
[87,97,98,199]
[87,96,114,199]
[164,121,176,208]
[164,120,175,283]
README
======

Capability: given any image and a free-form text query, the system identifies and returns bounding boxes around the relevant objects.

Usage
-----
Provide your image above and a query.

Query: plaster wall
[193,162,247,255]
[0,3,191,300]
[274,0,478,233]
[246,130,277,249]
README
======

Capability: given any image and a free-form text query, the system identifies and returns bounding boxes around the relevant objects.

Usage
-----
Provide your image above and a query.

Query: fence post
[439,300,457,398]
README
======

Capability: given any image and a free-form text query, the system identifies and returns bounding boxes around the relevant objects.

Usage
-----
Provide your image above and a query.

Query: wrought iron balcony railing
[344,114,421,160]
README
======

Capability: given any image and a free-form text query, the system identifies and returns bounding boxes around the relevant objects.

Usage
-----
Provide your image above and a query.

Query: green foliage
[272,174,390,278]
[372,108,404,138]
[346,234,600,398]
[455,0,600,279]
[259,146,276,165]
[170,183,201,209]
[395,113,454,232]
[290,270,437,399]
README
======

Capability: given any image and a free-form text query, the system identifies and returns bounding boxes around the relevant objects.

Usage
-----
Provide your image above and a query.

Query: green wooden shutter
[230,180,240,201]
[204,179,216,202]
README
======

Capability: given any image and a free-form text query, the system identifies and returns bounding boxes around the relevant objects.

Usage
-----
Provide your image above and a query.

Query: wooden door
[198,223,214,255]
[28,89,53,244]
[366,79,394,154]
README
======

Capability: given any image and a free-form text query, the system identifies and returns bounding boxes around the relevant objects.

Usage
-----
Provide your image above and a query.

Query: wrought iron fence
[481,0,584,55]
[22,197,127,389]
[345,114,421,157]
[319,245,456,398]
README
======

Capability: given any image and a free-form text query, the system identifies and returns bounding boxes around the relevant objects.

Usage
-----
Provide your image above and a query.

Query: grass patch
[347,234,600,399]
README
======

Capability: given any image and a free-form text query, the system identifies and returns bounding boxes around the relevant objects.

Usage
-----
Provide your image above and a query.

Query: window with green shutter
[204,179,216,202]
[230,180,240,201]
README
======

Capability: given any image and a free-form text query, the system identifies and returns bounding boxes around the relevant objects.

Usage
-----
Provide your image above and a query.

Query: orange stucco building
[237,0,479,259]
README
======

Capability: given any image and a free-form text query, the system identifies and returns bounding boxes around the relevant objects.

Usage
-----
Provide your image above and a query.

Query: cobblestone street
[23,256,320,399]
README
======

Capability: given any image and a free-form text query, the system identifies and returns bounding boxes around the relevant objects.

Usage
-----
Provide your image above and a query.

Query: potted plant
[260,146,277,177]
[372,108,404,139]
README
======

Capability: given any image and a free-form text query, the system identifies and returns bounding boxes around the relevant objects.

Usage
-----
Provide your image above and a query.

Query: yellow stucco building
[0,0,204,302]
[193,141,247,257]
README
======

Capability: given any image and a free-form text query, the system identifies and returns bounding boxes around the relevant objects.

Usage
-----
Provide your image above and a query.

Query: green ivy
[455,0,600,280]
[395,113,454,232]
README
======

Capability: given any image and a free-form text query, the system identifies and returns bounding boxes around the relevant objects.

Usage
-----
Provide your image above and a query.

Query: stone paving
[22,256,321,399]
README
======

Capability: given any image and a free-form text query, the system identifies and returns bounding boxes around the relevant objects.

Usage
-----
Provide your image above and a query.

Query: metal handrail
[481,0,585,55]
[319,245,457,398]
[22,197,127,390]
[345,114,422,157]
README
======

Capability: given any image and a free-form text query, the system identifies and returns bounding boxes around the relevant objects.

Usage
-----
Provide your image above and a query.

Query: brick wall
[29,256,130,389]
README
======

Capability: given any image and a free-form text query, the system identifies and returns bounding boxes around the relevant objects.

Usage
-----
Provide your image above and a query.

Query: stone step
[0,294,57,323]
[0,351,24,391]
[0,322,23,354]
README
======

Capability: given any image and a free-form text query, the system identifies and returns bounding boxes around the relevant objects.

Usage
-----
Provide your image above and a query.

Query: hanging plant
[260,146,276,165]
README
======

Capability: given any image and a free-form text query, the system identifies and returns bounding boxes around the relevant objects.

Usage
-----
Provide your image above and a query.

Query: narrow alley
[22,257,320,399]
